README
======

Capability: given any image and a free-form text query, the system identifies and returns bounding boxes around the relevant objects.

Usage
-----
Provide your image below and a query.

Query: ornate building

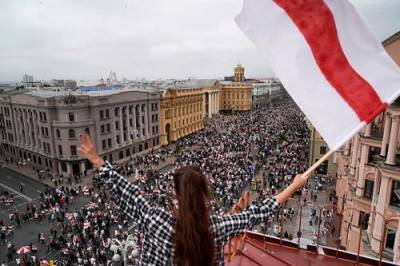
[159,80,220,145]
[0,86,161,177]
[220,64,253,112]
[307,121,338,176]
[336,31,400,263]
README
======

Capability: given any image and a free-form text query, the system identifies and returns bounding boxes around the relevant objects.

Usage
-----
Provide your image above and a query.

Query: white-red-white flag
[236,0,400,150]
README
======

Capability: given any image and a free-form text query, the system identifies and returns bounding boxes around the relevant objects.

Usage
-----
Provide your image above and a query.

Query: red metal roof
[225,232,397,266]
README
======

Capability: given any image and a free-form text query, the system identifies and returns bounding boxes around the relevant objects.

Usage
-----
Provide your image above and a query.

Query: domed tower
[234,64,245,82]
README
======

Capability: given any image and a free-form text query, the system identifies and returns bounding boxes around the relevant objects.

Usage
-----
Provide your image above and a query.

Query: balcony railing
[226,193,400,265]
[368,154,400,173]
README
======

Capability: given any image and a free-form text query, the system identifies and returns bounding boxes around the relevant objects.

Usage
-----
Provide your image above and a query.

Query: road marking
[0,183,32,201]
[0,197,40,214]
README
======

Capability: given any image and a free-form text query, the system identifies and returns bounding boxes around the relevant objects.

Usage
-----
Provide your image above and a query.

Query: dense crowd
[0,183,135,265]
[1,99,320,265]
[120,99,310,215]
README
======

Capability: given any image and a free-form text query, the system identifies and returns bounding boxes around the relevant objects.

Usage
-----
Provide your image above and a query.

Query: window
[68,112,75,122]
[45,127,49,137]
[56,129,61,139]
[107,138,112,148]
[61,162,67,172]
[358,211,369,230]
[43,113,47,122]
[105,109,110,118]
[101,125,105,134]
[58,145,63,156]
[115,121,119,130]
[363,179,374,200]
[68,129,76,139]
[116,135,120,144]
[320,146,327,155]
[119,151,124,159]
[385,228,396,250]
[115,107,119,116]
[70,145,77,156]
[100,110,104,120]
[390,180,400,207]
[106,123,111,132]
[102,140,107,150]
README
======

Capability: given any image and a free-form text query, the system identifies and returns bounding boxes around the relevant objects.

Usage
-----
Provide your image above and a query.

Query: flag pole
[302,149,335,179]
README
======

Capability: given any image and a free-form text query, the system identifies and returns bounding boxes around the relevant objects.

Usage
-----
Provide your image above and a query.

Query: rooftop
[3,85,161,99]
[226,232,398,266]
[157,79,218,90]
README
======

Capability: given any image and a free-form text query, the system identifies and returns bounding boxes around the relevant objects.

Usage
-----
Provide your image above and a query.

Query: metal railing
[225,196,400,265]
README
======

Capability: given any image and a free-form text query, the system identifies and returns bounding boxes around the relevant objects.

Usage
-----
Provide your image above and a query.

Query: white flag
[236,0,400,150]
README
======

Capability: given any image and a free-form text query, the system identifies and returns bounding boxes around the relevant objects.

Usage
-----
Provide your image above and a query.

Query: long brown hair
[173,166,214,266]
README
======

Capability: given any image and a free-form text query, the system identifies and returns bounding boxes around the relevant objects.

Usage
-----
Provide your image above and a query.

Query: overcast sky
[0,0,399,82]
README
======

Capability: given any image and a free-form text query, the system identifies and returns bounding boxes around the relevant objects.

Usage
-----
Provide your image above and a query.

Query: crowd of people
[1,99,341,265]
[1,183,136,265]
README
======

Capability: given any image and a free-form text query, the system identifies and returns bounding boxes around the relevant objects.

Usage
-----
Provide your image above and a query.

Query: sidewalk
[4,162,94,188]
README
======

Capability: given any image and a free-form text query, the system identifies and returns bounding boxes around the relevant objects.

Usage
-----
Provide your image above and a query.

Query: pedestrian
[80,133,309,265]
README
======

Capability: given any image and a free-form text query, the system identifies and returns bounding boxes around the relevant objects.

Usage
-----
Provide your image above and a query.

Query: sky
[0,0,399,82]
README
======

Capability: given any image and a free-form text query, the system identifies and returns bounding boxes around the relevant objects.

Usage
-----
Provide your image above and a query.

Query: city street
[0,166,93,265]
[0,166,47,219]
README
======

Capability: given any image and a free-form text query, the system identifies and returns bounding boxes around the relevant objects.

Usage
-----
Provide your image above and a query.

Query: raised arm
[275,174,308,204]
[217,174,307,241]
[79,134,152,221]
[217,197,280,241]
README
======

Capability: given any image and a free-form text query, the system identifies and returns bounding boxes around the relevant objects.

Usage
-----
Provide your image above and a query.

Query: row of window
[0,107,77,124]
[43,142,51,154]
[101,138,159,162]
[363,179,400,210]
[226,93,246,99]
[174,104,201,116]
[175,116,201,128]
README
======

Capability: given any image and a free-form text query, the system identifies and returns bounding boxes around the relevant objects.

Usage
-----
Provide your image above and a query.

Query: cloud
[0,0,399,82]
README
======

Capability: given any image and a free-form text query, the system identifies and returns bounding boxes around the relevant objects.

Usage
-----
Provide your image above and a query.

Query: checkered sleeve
[98,161,152,222]
[217,197,280,241]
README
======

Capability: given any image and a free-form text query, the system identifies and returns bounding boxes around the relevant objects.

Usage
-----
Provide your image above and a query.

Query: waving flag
[236,0,400,150]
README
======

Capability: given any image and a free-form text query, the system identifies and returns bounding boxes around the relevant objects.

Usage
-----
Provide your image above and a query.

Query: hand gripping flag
[236,0,400,150]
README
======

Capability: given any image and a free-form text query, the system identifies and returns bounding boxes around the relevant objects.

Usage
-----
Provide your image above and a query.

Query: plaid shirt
[99,161,280,265]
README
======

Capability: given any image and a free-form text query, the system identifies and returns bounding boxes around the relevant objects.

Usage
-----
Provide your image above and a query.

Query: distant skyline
[0,0,399,82]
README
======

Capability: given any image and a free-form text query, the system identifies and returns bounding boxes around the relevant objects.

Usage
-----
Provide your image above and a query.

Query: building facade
[336,31,400,263]
[159,80,219,145]
[307,122,338,177]
[0,87,161,177]
[220,65,252,112]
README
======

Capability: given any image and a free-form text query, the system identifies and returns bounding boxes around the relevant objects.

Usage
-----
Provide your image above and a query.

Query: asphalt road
[0,166,48,218]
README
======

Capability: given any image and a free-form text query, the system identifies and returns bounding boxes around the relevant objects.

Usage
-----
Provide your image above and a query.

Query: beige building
[336,31,400,263]
[308,122,338,177]
[0,86,161,176]
[221,65,253,112]
[159,80,220,145]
